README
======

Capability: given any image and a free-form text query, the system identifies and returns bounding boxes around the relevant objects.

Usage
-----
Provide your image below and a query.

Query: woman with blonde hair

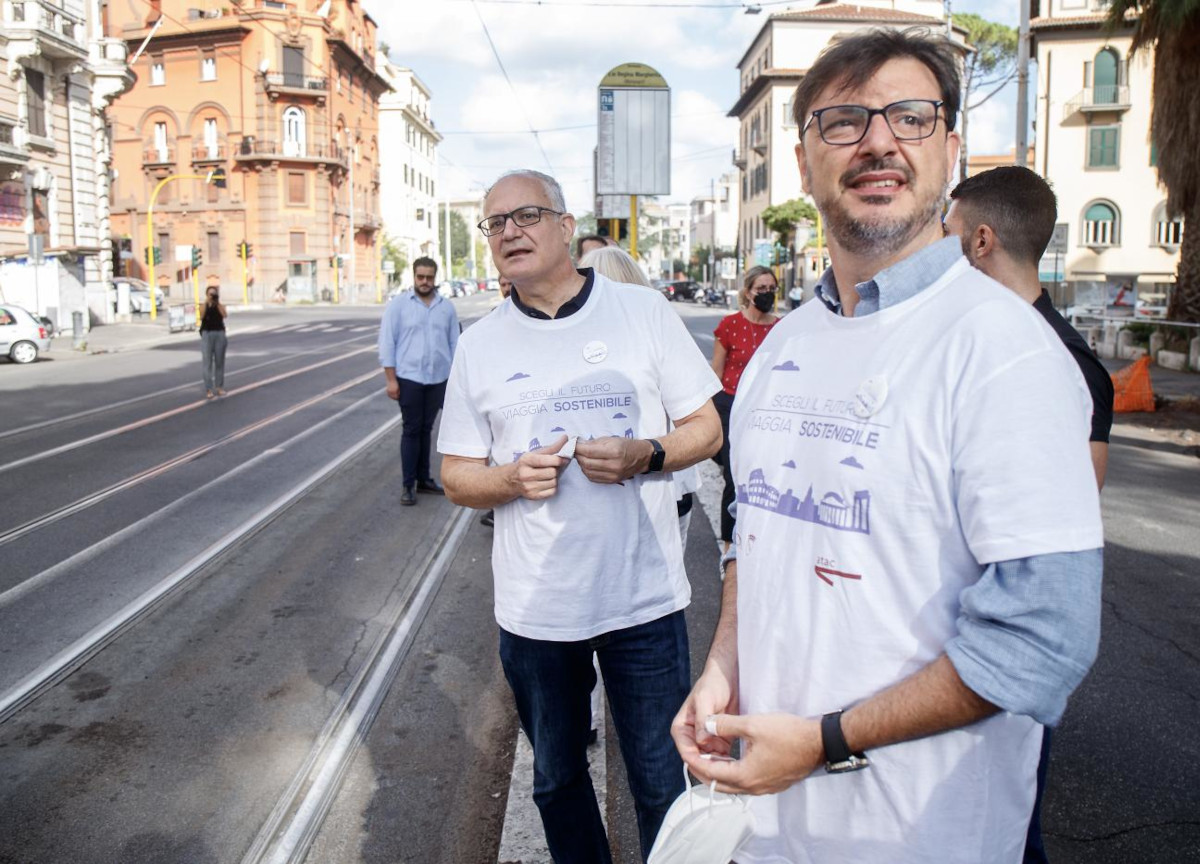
[710,264,780,550]
[578,244,700,546]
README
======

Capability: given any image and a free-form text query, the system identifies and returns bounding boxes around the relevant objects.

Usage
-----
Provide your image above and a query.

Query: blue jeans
[499,610,691,864]
[1023,726,1053,864]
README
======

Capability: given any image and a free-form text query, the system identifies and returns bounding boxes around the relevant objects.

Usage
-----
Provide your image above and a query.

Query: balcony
[143,139,176,168]
[0,118,31,167]
[5,0,87,62]
[264,73,330,103]
[732,148,746,169]
[235,137,348,168]
[1063,86,1131,121]
[192,141,227,164]
[357,211,381,231]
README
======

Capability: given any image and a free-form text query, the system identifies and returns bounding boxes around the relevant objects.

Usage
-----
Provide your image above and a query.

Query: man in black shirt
[945,164,1114,863]
[946,166,1113,487]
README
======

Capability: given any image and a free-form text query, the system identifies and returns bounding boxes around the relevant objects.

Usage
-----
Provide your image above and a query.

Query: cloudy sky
[374,0,1023,214]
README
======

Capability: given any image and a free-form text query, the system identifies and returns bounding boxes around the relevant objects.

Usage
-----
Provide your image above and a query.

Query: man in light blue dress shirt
[378,257,459,506]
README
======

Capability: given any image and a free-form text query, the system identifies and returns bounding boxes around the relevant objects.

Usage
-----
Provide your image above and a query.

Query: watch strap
[821,710,869,774]
[642,438,666,474]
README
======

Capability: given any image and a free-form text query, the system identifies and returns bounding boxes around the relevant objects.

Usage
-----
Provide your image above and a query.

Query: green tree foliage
[380,234,407,286]
[437,208,471,273]
[952,13,1018,179]
[761,198,820,247]
[1104,0,1200,324]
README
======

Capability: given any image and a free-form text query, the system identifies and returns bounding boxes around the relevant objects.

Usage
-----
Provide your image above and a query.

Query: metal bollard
[72,310,85,350]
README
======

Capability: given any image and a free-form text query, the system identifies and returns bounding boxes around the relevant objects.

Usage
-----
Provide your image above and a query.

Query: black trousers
[396,378,447,488]
[712,389,736,542]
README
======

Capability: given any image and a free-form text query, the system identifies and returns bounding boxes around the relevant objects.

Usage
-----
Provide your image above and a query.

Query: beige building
[728,1,961,287]
[0,0,133,327]
[378,61,440,269]
[1031,1,1180,315]
[106,0,389,306]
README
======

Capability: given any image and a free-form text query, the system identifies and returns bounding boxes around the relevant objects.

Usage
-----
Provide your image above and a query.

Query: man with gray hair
[672,29,1104,863]
[438,169,722,862]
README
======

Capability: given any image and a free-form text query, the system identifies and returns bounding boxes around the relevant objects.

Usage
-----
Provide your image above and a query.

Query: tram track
[0,410,403,725]
[0,346,375,475]
[0,333,374,443]
[0,370,381,550]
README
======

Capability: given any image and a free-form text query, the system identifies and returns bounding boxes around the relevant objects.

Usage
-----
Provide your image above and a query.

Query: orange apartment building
[106,0,387,303]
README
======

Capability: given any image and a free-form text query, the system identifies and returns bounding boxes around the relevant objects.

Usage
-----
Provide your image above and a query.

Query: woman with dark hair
[710,265,779,551]
[200,285,228,399]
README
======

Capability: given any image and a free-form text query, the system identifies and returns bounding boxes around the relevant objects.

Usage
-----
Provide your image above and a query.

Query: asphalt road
[0,294,1196,864]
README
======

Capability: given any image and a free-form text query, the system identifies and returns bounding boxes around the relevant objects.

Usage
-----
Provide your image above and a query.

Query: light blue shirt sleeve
[946,548,1104,727]
[378,299,400,369]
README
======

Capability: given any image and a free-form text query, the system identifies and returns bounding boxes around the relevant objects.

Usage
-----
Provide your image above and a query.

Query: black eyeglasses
[802,99,944,146]
[478,205,563,237]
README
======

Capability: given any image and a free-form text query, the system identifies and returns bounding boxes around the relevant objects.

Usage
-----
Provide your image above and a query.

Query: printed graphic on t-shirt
[496,368,640,461]
[735,359,888,538]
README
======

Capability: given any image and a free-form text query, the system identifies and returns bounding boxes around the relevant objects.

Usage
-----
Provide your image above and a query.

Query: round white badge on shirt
[853,375,888,418]
[583,340,608,364]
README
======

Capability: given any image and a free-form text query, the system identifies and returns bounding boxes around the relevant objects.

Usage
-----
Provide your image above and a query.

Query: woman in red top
[711,265,780,549]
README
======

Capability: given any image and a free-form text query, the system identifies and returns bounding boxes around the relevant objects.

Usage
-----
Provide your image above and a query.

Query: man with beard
[378,256,459,506]
[671,29,1104,864]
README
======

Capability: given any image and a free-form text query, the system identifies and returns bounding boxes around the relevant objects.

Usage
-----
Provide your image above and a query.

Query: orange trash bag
[1112,355,1155,413]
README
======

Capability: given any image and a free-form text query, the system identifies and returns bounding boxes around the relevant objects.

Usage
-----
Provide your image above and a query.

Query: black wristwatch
[821,710,870,774]
[641,438,666,474]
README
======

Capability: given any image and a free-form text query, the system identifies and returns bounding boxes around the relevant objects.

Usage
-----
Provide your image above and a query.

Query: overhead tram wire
[448,0,798,8]
[470,0,555,174]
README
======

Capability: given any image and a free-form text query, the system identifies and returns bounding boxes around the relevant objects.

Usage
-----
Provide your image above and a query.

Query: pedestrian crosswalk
[261,323,377,335]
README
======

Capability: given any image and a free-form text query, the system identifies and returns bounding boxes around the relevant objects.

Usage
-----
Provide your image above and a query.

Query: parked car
[656,279,701,302]
[112,277,165,314]
[0,303,52,364]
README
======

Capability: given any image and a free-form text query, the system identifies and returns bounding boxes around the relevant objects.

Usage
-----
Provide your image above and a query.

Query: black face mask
[752,292,775,313]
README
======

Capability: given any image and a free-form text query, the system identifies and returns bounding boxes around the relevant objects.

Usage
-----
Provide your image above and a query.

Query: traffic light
[144,246,162,264]
[191,246,203,268]
[206,167,227,189]
[598,218,628,242]
[238,240,253,258]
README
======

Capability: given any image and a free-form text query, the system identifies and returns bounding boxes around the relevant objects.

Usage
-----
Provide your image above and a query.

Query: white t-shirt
[438,272,722,641]
[729,258,1102,864]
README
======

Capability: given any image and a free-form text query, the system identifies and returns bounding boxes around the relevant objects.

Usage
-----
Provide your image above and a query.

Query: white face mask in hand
[648,766,757,864]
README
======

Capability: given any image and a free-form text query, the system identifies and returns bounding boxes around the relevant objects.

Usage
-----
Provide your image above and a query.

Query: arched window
[283,106,306,157]
[1153,202,1184,247]
[1082,201,1119,247]
[1092,47,1120,104]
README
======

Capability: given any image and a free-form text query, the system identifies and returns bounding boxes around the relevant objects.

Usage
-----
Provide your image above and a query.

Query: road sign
[1046,222,1069,256]
[596,63,670,196]
[28,233,44,264]
[176,244,194,264]
[382,260,396,273]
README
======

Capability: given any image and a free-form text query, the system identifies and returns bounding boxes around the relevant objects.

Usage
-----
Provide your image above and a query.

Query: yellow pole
[629,194,638,259]
[146,172,212,321]
[241,242,248,305]
[609,218,618,241]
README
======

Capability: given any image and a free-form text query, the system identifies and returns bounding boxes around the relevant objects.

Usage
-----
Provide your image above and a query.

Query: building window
[203,118,219,158]
[287,171,307,205]
[404,164,408,183]
[289,231,306,256]
[1087,126,1119,169]
[208,231,220,263]
[1082,201,1119,247]
[283,45,304,88]
[151,57,165,86]
[158,232,171,260]
[154,121,169,161]
[1089,47,1122,104]
[1153,203,1184,247]
[201,51,216,81]
[283,106,306,157]
[207,180,220,203]
[32,189,50,241]
[25,70,47,138]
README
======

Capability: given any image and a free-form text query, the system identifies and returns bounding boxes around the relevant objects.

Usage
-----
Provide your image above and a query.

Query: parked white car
[0,303,52,364]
